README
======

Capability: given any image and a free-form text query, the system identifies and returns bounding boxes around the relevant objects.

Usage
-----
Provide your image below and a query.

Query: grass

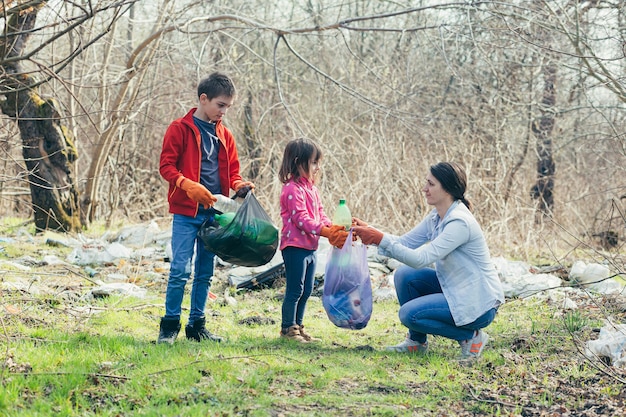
[1,215,626,416]
[2,278,626,416]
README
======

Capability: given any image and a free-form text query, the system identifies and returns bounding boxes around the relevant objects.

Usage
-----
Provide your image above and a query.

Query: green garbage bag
[199,193,279,267]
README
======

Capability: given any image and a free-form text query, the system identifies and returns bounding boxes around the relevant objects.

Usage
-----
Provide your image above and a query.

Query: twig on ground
[8,371,130,381]
[563,314,626,384]
[146,353,306,377]
[468,387,518,408]
[64,266,100,285]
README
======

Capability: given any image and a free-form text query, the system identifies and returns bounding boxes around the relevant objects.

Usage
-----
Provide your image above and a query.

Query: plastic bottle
[332,199,352,230]
[251,219,279,245]
[214,212,244,238]
[213,194,241,213]
[214,212,236,227]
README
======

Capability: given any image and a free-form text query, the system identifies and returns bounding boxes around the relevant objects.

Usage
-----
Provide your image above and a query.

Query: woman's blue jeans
[164,210,215,322]
[394,265,497,343]
[281,247,317,329]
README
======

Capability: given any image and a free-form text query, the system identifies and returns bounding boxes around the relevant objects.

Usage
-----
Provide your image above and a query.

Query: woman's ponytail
[460,196,473,211]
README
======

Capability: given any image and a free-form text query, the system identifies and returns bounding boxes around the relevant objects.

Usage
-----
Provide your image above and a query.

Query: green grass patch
[2,283,625,416]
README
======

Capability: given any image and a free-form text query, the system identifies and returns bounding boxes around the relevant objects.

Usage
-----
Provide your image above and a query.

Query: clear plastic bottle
[332,199,352,231]
[213,194,241,213]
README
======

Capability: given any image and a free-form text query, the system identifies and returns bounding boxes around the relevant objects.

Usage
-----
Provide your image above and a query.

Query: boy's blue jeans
[164,210,215,322]
[394,265,497,343]
[281,247,317,329]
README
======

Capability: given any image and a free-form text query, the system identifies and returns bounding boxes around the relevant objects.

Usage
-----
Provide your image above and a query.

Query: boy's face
[198,93,234,123]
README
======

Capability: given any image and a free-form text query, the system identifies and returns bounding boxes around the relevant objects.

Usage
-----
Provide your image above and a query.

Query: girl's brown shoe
[280,325,308,343]
[298,325,321,342]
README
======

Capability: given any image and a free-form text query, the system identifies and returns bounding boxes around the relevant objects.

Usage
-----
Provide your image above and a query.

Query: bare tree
[0,1,81,231]
[531,61,557,219]
[1,0,624,246]
[0,0,138,231]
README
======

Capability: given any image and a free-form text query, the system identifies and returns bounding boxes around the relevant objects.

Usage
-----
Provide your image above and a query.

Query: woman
[352,162,504,359]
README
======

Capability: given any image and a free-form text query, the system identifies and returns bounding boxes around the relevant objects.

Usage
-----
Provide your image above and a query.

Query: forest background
[1,0,625,265]
[2,1,626,415]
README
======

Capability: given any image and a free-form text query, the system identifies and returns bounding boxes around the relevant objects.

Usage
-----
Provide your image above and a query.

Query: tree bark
[243,92,260,180]
[0,4,83,232]
[531,62,557,220]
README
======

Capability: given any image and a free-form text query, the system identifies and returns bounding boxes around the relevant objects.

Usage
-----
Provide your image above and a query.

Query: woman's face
[422,173,450,206]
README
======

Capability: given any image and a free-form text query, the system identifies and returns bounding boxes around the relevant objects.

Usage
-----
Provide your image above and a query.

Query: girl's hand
[352,226,383,246]
[321,225,349,248]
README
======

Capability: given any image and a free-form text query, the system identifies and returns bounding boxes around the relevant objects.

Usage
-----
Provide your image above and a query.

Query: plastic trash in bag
[322,229,372,330]
[199,193,279,267]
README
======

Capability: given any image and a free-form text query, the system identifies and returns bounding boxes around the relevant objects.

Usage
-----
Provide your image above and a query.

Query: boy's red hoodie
[159,108,245,217]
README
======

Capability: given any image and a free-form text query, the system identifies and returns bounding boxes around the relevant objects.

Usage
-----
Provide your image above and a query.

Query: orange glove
[234,181,255,199]
[352,226,383,246]
[352,217,368,227]
[233,180,255,192]
[321,225,350,248]
[177,177,217,209]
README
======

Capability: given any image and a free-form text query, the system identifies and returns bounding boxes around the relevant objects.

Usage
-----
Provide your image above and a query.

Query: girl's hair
[430,161,473,211]
[278,138,322,184]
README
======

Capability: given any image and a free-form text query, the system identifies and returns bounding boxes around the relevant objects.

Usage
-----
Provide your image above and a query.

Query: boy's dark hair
[430,161,473,211]
[279,138,322,184]
[197,72,236,100]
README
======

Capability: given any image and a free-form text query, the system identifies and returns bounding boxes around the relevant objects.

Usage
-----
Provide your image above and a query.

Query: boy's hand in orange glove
[234,181,255,199]
[352,225,383,246]
[321,224,350,248]
[177,177,217,209]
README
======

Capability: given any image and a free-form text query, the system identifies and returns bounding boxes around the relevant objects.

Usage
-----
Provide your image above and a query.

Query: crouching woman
[352,162,505,360]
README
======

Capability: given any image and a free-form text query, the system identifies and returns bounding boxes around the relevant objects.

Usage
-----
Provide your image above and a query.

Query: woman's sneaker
[385,337,429,354]
[459,330,489,359]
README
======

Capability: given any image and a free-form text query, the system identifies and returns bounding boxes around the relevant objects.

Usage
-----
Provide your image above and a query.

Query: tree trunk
[243,92,260,180]
[0,4,83,232]
[531,62,557,220]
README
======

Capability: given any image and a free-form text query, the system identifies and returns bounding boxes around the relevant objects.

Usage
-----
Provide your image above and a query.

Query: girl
[352,162,504,359]
[278,138,348,342]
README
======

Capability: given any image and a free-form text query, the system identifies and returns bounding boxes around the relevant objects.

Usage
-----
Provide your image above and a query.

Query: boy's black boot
[185,317,224,342]
[157,317,181,345]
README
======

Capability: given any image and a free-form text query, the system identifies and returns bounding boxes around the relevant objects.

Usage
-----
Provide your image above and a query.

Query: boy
[158,72,254,344]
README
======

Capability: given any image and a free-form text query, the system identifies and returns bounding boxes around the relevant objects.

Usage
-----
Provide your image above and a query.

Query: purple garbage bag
[322,230,372,330]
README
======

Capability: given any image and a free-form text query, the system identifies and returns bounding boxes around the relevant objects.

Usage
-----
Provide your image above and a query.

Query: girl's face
[299,157,321,180]
[422,173,451,207]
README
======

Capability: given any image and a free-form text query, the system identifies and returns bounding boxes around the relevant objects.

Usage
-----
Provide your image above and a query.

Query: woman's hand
[352,217,368,227]
[352,225,383,246]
